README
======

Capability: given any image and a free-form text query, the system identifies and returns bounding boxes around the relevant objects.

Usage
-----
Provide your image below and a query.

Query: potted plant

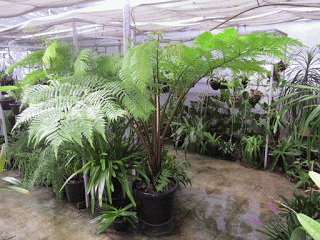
[229,95,242,107]
[63,160,85,203]
[90,202,138,234]
[171,115,220,154]
[60,120,148,213]
[7,83,24,115]
[0,94,15,110]
[273,60,287,82]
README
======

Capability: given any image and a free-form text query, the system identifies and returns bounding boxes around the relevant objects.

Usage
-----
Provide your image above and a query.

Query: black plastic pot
[113,217,129,232]
[65,180,85,203]
[9,102,21,115]
[133,178,179,236]
[0,98,15,110]
[209,79,220,90]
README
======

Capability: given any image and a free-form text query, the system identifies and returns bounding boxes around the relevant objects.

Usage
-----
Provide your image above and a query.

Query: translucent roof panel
[0,0,320,45]
[0,0,102,18]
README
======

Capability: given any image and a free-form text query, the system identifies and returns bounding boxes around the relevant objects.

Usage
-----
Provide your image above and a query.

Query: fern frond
[8,50,44,73]
[156,169,171,192]
[20,69,47,89]
[42,41,60,68]
[16,75,127,152]
[74,49,92,76]
[119,40,158,92]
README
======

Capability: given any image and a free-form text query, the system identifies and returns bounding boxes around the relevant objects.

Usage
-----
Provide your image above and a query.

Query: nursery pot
[133,178,179,236]
[9,102,21,115]
[65,180,85,203]
[113,217,129,232]
[0,98,15,110]
[209,79,220,90]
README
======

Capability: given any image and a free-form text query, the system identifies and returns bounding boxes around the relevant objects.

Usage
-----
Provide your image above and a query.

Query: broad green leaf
[0,144,7,173]
[309,171,320,188]
[289,227,306,240]
[297,213,320,240]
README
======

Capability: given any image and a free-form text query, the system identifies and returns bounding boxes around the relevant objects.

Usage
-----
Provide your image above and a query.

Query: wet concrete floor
[0,150,300,240]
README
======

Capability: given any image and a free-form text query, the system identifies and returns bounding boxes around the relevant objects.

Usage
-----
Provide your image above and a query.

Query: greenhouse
[1,0,320,239]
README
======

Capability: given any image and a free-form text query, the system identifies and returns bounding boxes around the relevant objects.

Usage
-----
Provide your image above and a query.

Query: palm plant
[14,28,301,192]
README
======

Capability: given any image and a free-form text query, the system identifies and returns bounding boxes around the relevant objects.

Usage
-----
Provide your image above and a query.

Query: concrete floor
[0,150,300,240]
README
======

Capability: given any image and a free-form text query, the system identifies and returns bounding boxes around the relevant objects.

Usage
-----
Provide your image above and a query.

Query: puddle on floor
[173,187,269,240]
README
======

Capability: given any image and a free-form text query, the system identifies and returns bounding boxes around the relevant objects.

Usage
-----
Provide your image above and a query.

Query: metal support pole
[264,66,274,169]
[123,0,130,54]
[72,19,78,51]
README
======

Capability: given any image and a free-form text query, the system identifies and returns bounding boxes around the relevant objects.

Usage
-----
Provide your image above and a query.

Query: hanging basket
[273,60,287,82]
[209,79,220,90]
[229,96,242,107]
[248,89,263,106]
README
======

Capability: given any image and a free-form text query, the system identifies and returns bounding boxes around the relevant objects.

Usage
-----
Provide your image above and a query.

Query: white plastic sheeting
[0,0,320,44]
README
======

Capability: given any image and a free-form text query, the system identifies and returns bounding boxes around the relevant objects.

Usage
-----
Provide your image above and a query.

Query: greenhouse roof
[0,0,320,45]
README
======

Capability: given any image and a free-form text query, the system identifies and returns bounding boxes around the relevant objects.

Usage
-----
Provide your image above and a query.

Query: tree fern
[116,27,302,180]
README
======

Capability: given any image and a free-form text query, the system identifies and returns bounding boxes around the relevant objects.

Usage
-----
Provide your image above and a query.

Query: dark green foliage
[278,191,320,220]
[269,136,302,172]
[240,135,264,166]
[8,131,69,199]
[258,191,320,239]
[171,115,220,154]
[155,169,172,192]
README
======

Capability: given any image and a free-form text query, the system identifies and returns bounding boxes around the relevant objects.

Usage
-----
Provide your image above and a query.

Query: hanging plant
[273,60,287,82]
[249,89,263,106]
[209,76,228,90]
[229,95,242,107]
